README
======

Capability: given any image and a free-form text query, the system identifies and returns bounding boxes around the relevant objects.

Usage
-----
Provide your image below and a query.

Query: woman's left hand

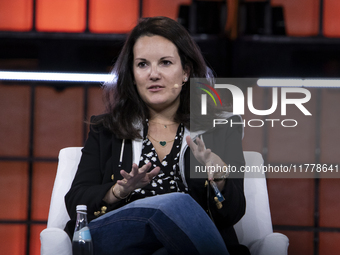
[186,136,227,182]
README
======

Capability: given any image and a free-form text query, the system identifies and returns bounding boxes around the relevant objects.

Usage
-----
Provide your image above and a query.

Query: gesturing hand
[115,162,161,198]
[186,135,226,181]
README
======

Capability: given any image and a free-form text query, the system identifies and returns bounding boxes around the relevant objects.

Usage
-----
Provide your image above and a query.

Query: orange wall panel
[36,0,86,32]
[267,179,314,226]
[31,162,58,220]
[319,179,340,228]
[242,85,265,154]
[0,0,33,31]
[324,0,340,37]
[0,225,26,255]
[88,87,105,118]
[319,232,340,255]
[34,87,83,158]
[271,0,319,36]
[0,162,28,220]
[266,89,317,164]
[320,88,340,163]
[85,87,105,136]
[31,225,46,255]
[143,0,192,20]
[280,230,314,255]
[89,0,139,33]
[0,84,30,157]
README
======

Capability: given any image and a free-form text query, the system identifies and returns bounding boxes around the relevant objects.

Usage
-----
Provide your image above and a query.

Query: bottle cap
[76,205,87,211]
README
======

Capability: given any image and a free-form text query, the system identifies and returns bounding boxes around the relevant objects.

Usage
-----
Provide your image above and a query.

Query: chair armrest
[40,228,72,255]
[248,233,289,255]
[47,147,82,229]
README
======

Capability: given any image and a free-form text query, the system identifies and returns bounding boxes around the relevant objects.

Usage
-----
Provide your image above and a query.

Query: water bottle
[72,205,94,255]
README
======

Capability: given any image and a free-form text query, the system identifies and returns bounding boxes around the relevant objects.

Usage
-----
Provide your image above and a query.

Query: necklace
[147,133,175,147]
[149,120,177,129]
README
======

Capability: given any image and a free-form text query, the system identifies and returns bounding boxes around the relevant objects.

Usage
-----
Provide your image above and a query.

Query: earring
[182,77,188,85]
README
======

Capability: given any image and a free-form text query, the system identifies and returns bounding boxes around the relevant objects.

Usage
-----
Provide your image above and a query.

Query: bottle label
[73,227,92,241]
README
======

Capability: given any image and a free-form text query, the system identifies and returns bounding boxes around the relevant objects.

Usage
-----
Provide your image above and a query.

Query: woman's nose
[149,64,161,80]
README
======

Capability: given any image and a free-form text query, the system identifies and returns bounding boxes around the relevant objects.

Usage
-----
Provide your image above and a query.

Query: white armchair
[40,148,288,255]
[234,152,289,255]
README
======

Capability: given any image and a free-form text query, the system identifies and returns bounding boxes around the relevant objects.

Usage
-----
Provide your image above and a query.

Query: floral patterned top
[128,122,188,202]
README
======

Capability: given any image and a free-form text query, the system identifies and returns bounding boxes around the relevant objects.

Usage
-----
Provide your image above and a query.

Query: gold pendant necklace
[147,133,175,147]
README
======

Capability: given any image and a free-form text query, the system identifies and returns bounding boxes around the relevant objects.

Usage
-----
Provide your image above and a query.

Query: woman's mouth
[148,85,164,92]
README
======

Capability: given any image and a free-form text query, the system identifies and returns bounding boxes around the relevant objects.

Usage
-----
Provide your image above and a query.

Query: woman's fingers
[186,136,225,180]
[186,135,197,152]
[203,148,211,160]
[186,136,206,154]
[148,166,161,180]
[207,168,214,181]
[130,163,139,176]
[119,162,155,186]
[190,137,205,153]
[186,135,211,165]
[196,137,205,152]
[116,179,128,186]
[139,162,152,173]
[119,170,130,182]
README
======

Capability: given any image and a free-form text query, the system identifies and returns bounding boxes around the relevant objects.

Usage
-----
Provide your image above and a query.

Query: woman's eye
[162,60,172,66]
[137,62,147,68]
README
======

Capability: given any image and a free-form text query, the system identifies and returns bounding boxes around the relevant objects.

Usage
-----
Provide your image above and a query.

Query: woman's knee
[156,193,196,211]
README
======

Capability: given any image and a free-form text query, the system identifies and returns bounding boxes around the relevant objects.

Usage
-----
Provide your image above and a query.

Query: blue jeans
[89,193,229,255]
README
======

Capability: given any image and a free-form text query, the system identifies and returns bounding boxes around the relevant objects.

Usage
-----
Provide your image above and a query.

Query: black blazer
[65,115,246,248]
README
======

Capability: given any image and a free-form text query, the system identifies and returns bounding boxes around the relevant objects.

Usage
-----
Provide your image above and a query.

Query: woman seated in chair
[65,16,248,255]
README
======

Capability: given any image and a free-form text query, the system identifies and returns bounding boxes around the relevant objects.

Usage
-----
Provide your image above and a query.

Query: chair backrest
[47,148,273,248]
[47,147,82,229]
[234,151,273,247]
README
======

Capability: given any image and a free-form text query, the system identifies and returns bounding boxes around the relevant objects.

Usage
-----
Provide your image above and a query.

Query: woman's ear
[183,66,190,80]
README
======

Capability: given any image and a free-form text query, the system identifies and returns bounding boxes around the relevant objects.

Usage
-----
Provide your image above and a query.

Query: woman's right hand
[114,162,161,198]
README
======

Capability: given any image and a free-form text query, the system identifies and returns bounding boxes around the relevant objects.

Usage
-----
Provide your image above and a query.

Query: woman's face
[133,35,188,112]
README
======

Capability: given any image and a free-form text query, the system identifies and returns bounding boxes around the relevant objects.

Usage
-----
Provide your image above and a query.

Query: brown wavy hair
[96,16,212,139]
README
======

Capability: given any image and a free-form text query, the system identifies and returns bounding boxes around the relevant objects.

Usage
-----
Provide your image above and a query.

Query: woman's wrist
[213,162,230,181]
[112,183,130,200]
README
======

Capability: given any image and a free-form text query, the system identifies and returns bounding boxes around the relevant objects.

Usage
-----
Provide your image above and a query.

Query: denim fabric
[89,193,229,255]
